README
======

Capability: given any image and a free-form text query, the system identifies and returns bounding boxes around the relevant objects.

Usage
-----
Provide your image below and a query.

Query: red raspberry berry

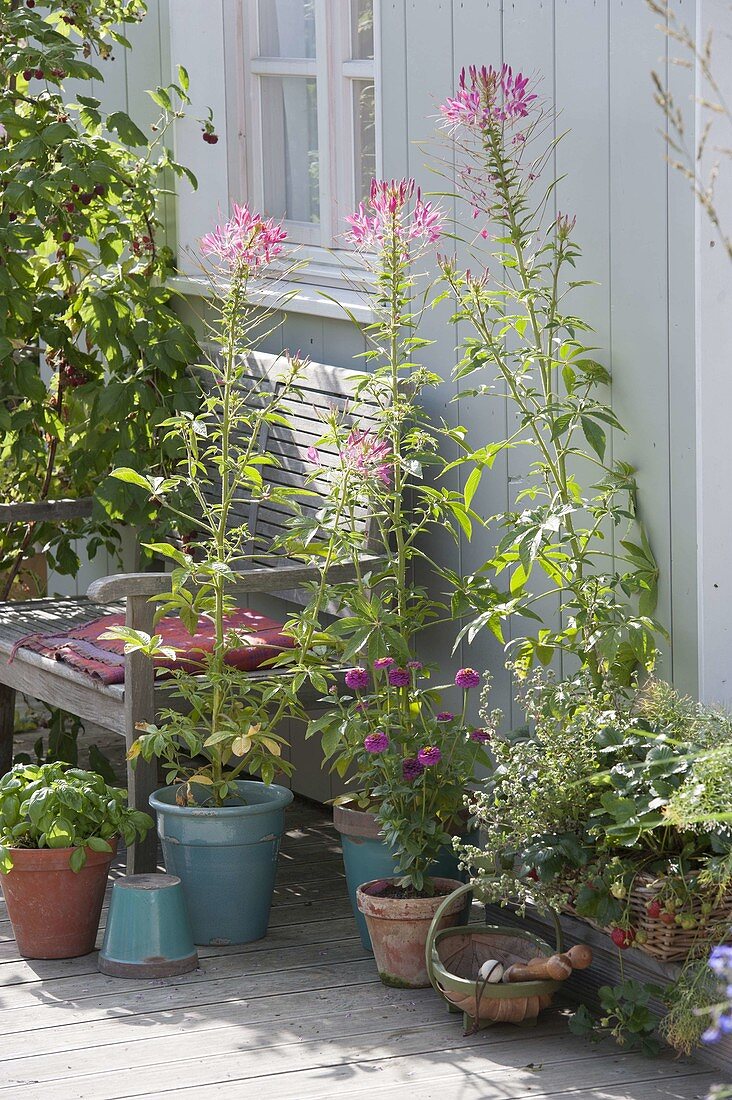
[63,201,75,213]
[93,184,105,196]
[208,133,219,144]
[527,868,539,882]
[62,231,72,242]
[26,1,35,7]
[34,69,44,80]
[80,192,92,205]
[610,926,635,950]
[71,184,80,193]
[8,212,17,222]
[646,899,662,919]
[22,69,33,81]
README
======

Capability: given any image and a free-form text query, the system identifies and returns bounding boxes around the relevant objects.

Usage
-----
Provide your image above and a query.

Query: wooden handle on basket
[503,944,593,984]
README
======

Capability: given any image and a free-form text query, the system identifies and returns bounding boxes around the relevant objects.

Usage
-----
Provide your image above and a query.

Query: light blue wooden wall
[92,0,699,725]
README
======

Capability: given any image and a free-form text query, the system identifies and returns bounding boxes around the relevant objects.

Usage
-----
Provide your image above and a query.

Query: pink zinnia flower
[402,757,424,781]
[455,668,480,689]
[407,660,423,671]
[440,64,537,133]
[373,657,396,670]
[418,746,442,767]
[387,667,410,688]
[436,712,454,723]
[345,177,444,251]
[355,700,370,713]
[341,429,392,486]
[345,667,370,691]
[364,731,390,754]
[471,728,492,744]
[201,203,287,271]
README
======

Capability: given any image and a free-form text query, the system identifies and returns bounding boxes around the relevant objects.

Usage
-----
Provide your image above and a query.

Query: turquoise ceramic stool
[99,873,198,978]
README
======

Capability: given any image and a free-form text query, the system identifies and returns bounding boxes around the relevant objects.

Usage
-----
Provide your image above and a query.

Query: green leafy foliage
[441,84,662,684]
[0,0,203,592]
[0,760,152,872]
[569,981,662,1056]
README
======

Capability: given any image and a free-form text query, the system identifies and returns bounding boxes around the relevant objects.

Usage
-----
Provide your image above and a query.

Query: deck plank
[0,798,717,1100]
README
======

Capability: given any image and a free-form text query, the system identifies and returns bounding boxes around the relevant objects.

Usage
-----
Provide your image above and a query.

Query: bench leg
[0,684,15,775]
[124,595,159,875]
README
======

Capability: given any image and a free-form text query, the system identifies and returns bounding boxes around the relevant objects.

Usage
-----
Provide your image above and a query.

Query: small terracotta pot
[357,876,465,988]
[2,839,118,959]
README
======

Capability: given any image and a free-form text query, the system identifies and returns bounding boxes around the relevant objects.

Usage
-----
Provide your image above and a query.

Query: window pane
[258,0,316,58]
[353,80,376,205]
[260,76,320,224]
[351,0,374,60]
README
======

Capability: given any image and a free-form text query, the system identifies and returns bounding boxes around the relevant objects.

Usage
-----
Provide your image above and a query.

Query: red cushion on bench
[14,608,295,686]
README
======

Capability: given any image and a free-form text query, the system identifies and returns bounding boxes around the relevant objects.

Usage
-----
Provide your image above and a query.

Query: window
[238,0,379,252]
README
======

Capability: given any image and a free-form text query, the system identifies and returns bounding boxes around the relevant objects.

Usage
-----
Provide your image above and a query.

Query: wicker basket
[567,871,732,963]
[426,883,564,1029]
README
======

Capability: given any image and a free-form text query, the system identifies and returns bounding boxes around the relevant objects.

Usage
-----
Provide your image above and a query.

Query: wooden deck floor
[0,799,721,1100]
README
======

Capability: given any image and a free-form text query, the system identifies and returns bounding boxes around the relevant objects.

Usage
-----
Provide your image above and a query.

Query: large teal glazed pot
[149,781,294,946]
[334,802,471,952]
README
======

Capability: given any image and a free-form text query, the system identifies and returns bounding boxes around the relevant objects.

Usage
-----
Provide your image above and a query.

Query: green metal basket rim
[429,922,560,997]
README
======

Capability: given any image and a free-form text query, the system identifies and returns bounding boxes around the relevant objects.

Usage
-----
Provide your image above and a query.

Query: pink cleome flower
[346,177,444,251]
[201,202,287,270]
[440,64,537,132]
[341,429,392,487]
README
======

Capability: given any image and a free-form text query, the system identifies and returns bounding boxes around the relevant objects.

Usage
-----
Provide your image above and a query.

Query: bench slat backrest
[203,350,381,606]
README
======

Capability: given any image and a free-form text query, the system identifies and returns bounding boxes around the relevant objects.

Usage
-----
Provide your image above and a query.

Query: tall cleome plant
[294,179,491,893]
[0,0,203,594]
[110,204,306,805]
[438,64,660,686]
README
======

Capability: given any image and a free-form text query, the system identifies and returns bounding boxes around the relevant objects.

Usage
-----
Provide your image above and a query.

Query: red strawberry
[660,911,676,926]
[610,926,636,950]
[646,899,662,919]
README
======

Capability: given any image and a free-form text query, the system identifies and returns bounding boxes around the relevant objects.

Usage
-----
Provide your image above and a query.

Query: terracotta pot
[334,801,474,952]
[357,875,465,988]
[1,839,118,959]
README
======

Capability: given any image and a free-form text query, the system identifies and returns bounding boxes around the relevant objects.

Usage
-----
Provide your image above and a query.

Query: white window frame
[226,0,381,271]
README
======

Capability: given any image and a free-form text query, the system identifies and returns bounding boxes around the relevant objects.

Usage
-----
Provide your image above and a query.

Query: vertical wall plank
[609,0,673,677]
[450,0,513,729]
[666,0,698,696]
[169,0,229,274]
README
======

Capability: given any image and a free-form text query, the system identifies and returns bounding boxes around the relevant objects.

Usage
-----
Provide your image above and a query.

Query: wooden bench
[0,353,378,873]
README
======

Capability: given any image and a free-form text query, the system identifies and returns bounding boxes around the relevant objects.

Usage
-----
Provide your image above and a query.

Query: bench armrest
[0,498,94,524]
[86,558,381,604]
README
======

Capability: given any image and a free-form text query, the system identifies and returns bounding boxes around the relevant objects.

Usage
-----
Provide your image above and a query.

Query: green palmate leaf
[580,415,606,460]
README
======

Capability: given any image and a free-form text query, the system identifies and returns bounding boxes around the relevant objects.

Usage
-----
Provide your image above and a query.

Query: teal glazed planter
[334,803,471,952]
[150,780,294,946]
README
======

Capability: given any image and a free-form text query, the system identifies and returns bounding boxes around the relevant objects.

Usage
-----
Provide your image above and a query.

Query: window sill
[168,273,376,325]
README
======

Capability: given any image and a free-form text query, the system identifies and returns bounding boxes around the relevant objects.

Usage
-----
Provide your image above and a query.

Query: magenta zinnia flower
[407,660,423,671]
[345,667,370,691]
[364,731,390,754]
[440,64,536,133]
[402,757,424,781]
[455,668,480,689]
[373,656,396,670]
[418,746,442,767]
[341,429,392,486]
[345,177,444,252]
[201,203,287,270]
[470,728,492,744]
[387,667,410,688]
[436,711,454,723]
